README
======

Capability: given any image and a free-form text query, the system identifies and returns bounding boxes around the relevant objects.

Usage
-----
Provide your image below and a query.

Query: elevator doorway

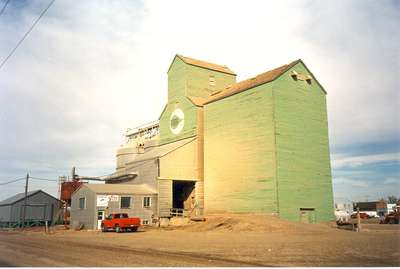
[172,180,195,214]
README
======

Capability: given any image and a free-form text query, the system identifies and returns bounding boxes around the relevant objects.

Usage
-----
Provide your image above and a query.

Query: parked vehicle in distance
[380,206,400,224]
[101,213,141,233]
[335,210,351,225]
[351,212,370,219]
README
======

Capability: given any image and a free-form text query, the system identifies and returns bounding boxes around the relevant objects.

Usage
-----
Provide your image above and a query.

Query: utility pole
[356,207,361,232]
[22,173,29,228]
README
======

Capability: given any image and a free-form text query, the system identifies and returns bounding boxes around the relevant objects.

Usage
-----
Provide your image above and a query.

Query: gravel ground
[0,214,399,267]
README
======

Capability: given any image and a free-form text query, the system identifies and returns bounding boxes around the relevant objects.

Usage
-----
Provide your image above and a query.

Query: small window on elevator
[209,75,215,86]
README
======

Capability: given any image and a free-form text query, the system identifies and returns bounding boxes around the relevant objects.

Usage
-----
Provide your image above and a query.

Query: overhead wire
[29,176,58,182]
[0,176,26,186]
[0,0,56,70]
[0,0,10,17]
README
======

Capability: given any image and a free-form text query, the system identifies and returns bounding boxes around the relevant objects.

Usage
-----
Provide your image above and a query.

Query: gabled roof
[168,54,236,76]
[0,190,60,206]
[81,184,157,195]
[204,59,300,105]
[203,59,327,105]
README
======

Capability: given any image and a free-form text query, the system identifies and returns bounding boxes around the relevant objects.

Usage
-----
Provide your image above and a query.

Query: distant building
[0,190,62,227]
[70,184,157,230]
[353,201,387,217]
[335,203,353,213]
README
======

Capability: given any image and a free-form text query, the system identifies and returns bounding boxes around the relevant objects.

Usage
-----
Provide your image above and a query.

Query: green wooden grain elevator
[156,55,334,223]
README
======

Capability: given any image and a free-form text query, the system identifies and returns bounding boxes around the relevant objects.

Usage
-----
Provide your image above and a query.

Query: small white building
[70,184,157,230]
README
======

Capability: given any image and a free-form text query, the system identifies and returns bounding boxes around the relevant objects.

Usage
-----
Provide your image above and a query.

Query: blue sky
[0,0,399,203]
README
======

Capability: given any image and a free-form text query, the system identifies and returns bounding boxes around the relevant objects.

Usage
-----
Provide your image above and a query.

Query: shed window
[79,197,85,209]
[120,197,131,209]
[143,197,151,208]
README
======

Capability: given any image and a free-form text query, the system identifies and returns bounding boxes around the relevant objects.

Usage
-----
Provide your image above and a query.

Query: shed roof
[126,136,196,165]
[82,184,157,195]
[204,59,300,105]
[0,190,59,206]
[169,54,236,76]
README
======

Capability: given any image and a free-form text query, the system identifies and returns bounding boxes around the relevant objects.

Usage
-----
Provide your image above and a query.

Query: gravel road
[0,215,399,267]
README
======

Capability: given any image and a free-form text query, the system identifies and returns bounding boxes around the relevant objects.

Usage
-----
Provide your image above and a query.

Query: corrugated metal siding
[204,83,278,213]
[125,159,159,189]
[0,205,11,222]
[8,191,61,223]
[158,179,172,217]
[273,62,334,222]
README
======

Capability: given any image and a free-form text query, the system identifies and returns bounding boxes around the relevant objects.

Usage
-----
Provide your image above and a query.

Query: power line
[29,176,58,182]
[0,0,10,17]
[0,0,56,70]
[0,176,26,185]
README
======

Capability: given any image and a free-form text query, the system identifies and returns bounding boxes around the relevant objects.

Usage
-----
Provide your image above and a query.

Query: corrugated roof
[204,59,300,105]
[126,136,196,165]
[176,54,236,75]
[0,190,58,206]
[83,184,157,194]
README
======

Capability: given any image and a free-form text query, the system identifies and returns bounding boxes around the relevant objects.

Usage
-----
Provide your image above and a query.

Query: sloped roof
[204,59,300,105]
[83,183,157,195]
[170,54,236,75]
[186,96,207,107]
[126,136,196,165]
[0,190,59,206]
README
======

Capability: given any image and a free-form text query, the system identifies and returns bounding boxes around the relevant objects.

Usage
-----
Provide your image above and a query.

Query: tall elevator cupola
[167,54,237,102]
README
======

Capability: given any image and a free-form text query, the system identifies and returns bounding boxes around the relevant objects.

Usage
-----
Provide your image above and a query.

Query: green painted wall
[162,56,334,223]
[186,65,236,98]
[273,62,334,222]
[203,61,334,223]
[204,83,278,213]
[159,96,197,145]
[161,56,236,145]
[168,57,187,101]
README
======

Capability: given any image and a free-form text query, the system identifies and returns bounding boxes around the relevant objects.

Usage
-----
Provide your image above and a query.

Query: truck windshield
[121,214,128,218]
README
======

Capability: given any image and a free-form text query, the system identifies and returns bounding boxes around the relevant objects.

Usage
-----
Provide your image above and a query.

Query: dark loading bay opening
[172,180,195,210]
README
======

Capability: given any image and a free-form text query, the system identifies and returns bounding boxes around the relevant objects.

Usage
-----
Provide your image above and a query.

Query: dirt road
[0,231,261,267]
[0,215,399,267]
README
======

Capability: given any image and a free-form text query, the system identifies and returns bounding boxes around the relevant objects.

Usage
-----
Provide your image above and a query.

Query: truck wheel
[115,225,121,233]
[101,225,106,232]
[131,227,138,232]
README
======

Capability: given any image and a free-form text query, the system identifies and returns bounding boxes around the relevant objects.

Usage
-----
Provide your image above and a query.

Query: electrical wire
[0,0,10,17]
[0,0,56,70]
[0,176,26,186]
[29,176,58,182]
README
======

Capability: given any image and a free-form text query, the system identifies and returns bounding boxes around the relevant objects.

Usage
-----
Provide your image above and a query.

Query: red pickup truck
[101,213,141,233]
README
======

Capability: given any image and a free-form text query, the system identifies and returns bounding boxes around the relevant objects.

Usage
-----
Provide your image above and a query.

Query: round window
[169,108,184,134]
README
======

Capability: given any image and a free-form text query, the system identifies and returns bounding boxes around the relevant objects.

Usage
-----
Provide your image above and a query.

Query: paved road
[0,232,265,267]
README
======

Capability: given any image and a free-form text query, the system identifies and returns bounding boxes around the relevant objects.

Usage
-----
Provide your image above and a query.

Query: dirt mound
[179,213,334,233]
